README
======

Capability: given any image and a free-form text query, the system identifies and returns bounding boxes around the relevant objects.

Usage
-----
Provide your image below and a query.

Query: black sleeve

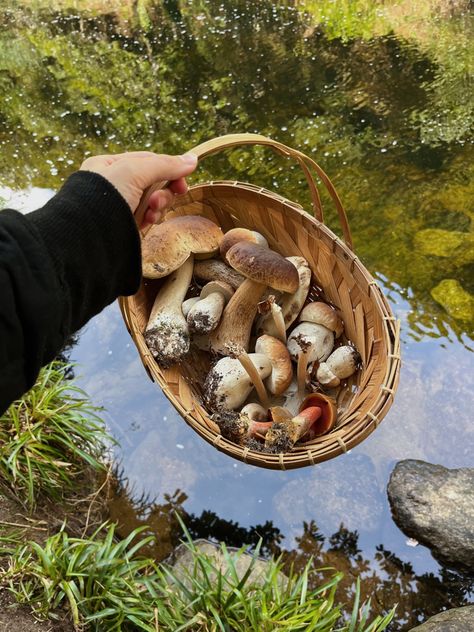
[0,170,141,414]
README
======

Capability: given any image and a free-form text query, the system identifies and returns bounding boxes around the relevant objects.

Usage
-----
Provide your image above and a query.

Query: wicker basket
[119,134,400,470]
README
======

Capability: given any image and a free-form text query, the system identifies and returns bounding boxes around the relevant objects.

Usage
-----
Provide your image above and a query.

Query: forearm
[0,171,141,413]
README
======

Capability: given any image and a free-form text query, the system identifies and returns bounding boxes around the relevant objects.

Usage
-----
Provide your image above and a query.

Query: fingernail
[180,152,198,165]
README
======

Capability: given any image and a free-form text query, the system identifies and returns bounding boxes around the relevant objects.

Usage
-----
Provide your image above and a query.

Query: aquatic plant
[0,361,111,509]
[1,520,395,631]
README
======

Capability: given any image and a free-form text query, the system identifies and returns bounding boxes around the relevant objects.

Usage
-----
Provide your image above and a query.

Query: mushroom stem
[194,259,245,290]
[209,278,267,354]
[297,349,310,399]
[145,255,194,367]
[264,406,322,452]
[235,348,270,410]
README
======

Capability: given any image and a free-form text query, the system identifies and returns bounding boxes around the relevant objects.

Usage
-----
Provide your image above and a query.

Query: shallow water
[1,1,473,627]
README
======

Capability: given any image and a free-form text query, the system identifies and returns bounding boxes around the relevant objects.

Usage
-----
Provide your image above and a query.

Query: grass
[0,361,111,509]
[1,519,395,632]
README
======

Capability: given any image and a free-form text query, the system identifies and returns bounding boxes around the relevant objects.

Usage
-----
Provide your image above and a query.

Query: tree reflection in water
[107,476,473,631]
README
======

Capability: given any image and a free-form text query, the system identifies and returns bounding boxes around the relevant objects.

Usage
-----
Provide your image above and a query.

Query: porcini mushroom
[193,259,245,290]
[209,243,299,354]
[287,302,343,397]
[316,345,361,387]
[257,295,286,343]
[142,216,223,279]
[182,296,200,318]
[187,281,234,334]
[203,353,272,411]
[257,256,312,339]
[220,228,268,258]
[145,256,194,367]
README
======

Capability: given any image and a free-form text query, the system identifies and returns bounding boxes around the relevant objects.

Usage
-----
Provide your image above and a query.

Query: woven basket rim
[120,178,401,470]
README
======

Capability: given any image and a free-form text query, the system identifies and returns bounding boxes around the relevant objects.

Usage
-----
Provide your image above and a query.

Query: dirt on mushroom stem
[211,410,248,444]
[145,318,190,369]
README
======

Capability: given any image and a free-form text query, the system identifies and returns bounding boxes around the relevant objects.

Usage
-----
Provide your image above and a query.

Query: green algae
[431,279,474,322]
[415,229,474,266]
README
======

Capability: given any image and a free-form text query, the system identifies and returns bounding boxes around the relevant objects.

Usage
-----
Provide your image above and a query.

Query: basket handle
[135,133,353,250]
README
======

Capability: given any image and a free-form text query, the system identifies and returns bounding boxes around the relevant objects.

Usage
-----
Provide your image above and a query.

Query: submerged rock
[410,605,474,631]
[414,228,474,266]
[431,279,474,322]
[168,539,287,590]
[387,460,474,573]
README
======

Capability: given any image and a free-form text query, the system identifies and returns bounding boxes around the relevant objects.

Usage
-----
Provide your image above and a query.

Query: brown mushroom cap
[225,242,299,294]
[142,216,224,278]
[220,228,268,258]
[299,302,343,338]
[255,335,293,395]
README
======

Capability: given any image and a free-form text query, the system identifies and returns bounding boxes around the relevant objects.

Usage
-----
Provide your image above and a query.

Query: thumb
[126,152,198,189]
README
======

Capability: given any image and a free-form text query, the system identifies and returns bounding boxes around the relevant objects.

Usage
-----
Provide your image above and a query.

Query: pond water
[1,1,473,628]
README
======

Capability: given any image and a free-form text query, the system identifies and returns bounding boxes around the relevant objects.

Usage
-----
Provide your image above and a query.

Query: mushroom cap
[225,242,299,293]
[220,228,268,258]
[204,354,272,411]
[317,345,361,386]
[255,335,293,395]
[200,280,234,302]
[142,216,224,278]
[287,322,335,364]
[194,259,245,290]
[299,302,343,338]
[298,392,337,437]
[240,403,268,422]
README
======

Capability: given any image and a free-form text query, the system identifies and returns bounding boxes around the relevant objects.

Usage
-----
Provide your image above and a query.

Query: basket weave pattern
[120,135,400,470]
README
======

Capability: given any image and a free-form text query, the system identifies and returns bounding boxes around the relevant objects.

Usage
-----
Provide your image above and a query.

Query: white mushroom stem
[257,296,286,343]
[182,296,200,318]
[240,403,272,438]
[287,321,335,396]
[297,348,310,399]
[187,281,234,335]
[257,256,311,337]
[145,256,194,368]
[235,348,270,410]
[316,346,361,387]
[194,259,245,290]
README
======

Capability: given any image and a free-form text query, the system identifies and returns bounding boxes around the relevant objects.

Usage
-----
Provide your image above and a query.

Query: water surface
[1,1,473,627]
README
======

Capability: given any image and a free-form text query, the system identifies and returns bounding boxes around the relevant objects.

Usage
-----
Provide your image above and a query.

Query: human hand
[80,151,198,226]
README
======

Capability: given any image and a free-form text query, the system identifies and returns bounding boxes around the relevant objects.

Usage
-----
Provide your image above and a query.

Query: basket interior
[124,181,400,468]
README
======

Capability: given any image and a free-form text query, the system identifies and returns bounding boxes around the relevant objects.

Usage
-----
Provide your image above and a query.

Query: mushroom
[193,259,245,290]
[264,407,323,453]
[145,256,194,367]
[187,281,234,334]
[265,391,337,452]
[203,353,272,411]
[182,296,200,318]
[142,216,223,279]
[316,345,361,387]
[254,335,293,396]
[240,403,272,438]
[256,256,312,339]
[220,228,268,258]
[287,302,343,397]
[209,242,299,354]
[257,295,286,343]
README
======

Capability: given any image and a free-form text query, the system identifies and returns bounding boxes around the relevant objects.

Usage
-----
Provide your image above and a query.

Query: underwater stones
[387,460,474,573]
[414,228,474,266]
[431,279,474,321]
[409,605,474,631]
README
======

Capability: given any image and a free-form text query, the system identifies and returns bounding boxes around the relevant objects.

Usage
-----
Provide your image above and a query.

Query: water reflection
[1,0,473,626]
[0,0,472,342]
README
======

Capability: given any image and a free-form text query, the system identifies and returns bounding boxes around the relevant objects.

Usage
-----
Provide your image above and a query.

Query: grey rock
[168,539,287,590]
[387,460,474,573]
[410,605,474,631]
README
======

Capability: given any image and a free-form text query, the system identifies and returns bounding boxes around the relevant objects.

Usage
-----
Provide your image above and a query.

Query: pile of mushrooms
[143,219,361,453]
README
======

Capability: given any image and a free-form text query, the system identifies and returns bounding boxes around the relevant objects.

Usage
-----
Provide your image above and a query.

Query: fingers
[123,152,198,189]
[142,189,176,226]
[168,177,189,195]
